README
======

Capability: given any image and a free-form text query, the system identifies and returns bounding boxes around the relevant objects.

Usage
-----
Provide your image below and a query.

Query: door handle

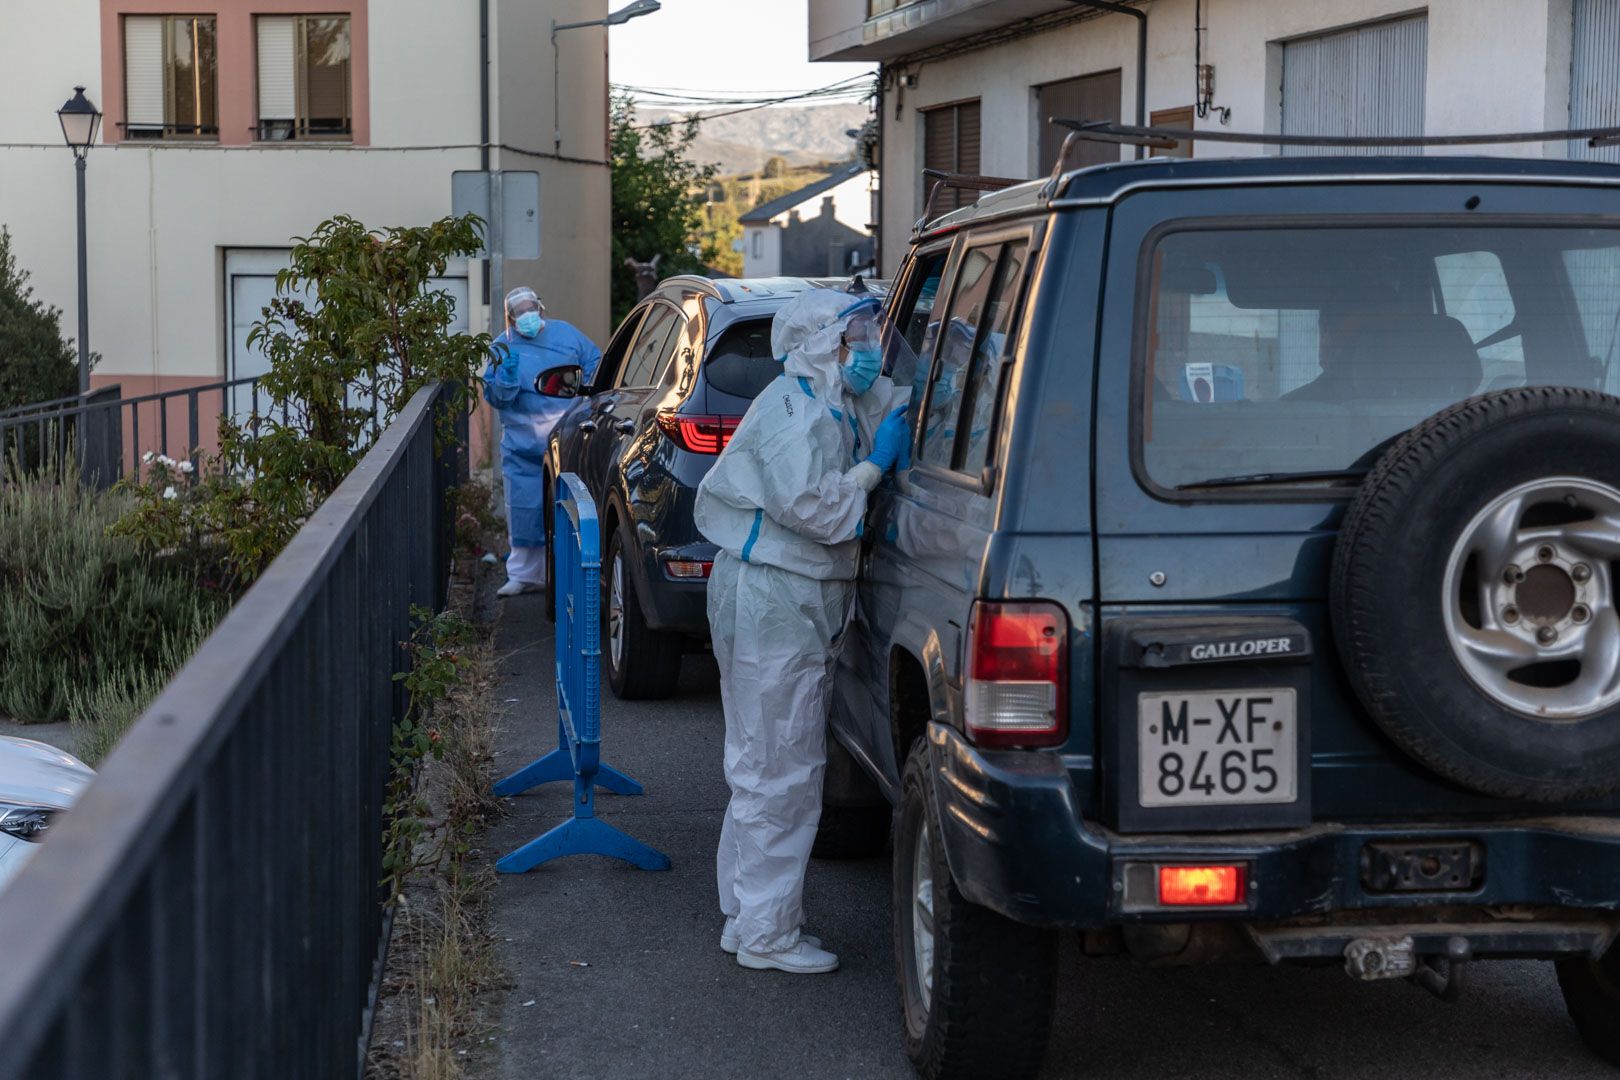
[615,418,637,434]
[579,419,598,435]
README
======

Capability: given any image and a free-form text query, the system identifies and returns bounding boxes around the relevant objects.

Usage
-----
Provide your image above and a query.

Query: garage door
[1281,14,1428,156]
[224,249,469,426]
[1570,0,1620,162]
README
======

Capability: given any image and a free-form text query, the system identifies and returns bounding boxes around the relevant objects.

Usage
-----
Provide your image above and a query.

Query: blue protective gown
[482,321,602,548]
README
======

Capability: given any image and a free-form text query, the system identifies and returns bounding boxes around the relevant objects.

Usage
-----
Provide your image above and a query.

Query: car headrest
[1349,314,1483,400]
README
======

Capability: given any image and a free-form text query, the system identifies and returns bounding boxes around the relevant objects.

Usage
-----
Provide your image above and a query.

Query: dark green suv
[823,153,1620,1079]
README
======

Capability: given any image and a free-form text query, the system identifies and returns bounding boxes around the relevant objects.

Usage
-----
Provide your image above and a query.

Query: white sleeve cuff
[849,460,883,493]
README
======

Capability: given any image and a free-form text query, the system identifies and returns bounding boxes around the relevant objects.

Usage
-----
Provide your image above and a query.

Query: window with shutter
[255,14,353,141]
[124,17,166,137]
[1036,71,1121,172]
[922,100,982,213]
[123,15,217,140]
[257,16,296,140]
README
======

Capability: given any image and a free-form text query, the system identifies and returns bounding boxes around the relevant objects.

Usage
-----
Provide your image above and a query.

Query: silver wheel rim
[1441,476,1620,720]
[911,821,935,1013]
[609,552,626,670]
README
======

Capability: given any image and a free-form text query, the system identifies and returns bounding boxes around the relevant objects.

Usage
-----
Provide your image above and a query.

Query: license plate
[1137,689,1298,808]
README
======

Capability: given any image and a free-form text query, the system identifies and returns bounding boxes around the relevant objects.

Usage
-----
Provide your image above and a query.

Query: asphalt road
[475,592,1610,1080]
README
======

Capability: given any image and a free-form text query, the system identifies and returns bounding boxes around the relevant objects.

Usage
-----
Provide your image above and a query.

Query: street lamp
[57,86,100,397]
[552,0,661,154]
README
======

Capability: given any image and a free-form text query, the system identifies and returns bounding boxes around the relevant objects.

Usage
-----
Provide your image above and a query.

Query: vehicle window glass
[921,245,998,468]
[592,308,645,389]
[649,316,690,388]
[887,248,950,399]
[1141,226,1612,491]
[702,319,779,399]
[619,306,679,388]
[958,240,1029,475]
[1436,251,1523,388]
[1564,245,1620,394]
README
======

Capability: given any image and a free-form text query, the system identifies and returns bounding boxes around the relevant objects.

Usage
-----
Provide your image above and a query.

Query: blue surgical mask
[515,312,544,338]
[842,347,881,396]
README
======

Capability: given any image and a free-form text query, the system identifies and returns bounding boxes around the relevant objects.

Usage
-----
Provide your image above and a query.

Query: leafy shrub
[0,462,225,725]
[0,226,84,411]
[112,214,490,588]
[64,604,214,765]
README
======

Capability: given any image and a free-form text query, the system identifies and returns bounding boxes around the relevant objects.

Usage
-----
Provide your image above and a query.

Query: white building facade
[809,0,1620,275]
[0,0,614,413]
[740,162,878,278]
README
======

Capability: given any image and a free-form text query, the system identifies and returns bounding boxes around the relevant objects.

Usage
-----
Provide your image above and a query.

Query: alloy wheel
[1442,476,1620,719]
[911,821,935,1013]
[609,552,626,671]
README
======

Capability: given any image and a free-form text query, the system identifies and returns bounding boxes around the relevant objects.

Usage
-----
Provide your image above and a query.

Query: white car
[0,736,94,893]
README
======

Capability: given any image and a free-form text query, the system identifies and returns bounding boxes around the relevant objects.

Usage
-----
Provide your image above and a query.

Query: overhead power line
[626,74,878,130]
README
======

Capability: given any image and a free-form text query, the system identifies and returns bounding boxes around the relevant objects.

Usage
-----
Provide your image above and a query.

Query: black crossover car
[545,276,885,699]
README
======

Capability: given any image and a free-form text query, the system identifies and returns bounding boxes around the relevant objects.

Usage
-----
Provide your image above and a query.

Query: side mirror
[534,365,584,398]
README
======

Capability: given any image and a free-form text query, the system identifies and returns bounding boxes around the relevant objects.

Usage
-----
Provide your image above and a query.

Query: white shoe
[496,578,541,598]
[720,917,821,955]
[736,938,839,974]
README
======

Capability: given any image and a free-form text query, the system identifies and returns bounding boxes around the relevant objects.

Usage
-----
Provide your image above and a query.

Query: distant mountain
[636,102,869,177]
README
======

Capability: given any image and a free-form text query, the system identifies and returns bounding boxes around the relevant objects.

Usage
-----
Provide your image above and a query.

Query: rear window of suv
[703,319,779,399]
[1140,224,1620,491]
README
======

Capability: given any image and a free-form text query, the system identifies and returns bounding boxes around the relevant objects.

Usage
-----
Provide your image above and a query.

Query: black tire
[893,738,1056,1080]
[813,732,891,859]
[814,803,891,859]
[1331,387,1620,802]
[1558,946,1620,1067]
[604,526,683,700]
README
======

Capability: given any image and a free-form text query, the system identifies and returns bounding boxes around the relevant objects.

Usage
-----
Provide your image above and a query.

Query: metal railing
[0,378,267,489]
[0,381,461,1079]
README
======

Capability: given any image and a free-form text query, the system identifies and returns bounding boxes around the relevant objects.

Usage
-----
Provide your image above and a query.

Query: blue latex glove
[865,407,910,474]
[498,345,521,383]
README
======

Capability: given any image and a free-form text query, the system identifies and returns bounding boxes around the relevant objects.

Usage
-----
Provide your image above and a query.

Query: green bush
[0,226,83,411]
[0,462,224,725]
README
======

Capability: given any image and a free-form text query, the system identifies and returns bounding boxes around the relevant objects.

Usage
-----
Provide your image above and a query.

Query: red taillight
[1158,865,1245,906]
[656,411,741,454]
[664,559,712,580]
[964,601,1068,748]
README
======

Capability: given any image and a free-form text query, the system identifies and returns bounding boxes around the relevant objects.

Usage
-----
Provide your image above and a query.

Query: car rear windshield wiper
[1175,468,1369,491]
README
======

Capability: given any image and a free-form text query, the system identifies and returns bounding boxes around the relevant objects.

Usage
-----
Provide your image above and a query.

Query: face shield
[504,286,545,337]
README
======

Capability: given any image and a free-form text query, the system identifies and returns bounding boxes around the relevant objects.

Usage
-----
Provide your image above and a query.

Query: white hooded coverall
[694,289,890,955]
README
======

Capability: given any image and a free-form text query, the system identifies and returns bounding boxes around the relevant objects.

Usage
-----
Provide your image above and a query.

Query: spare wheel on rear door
[1331,386,1620,802]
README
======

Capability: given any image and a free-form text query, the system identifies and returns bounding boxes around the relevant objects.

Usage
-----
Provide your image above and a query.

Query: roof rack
[1034,119,1620,202]
[916,168,1026,234]
[1051,118,1620,151]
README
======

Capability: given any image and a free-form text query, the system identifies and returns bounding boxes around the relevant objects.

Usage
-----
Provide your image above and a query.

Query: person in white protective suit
[694,287,911,974]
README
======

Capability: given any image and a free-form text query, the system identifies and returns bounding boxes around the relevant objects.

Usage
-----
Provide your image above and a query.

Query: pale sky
[608,0,874,103]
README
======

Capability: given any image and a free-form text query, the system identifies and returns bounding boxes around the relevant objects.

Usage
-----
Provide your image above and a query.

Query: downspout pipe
[1060,0,1147,159]
[479,0,491,306]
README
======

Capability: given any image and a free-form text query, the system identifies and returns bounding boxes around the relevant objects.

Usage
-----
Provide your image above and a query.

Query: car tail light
[1158,865,1246,906]
[965,600,1068,748]
[664,559,712,580]
[656,411,741,454]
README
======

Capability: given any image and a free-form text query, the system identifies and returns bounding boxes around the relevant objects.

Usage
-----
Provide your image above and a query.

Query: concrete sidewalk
[473,591,909,1079]
[473,591,1610,1080]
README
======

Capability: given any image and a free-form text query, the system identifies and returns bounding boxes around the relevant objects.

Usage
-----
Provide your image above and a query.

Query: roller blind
[124,16,165,129]
[923,101,981,212]
[257,16,296,121]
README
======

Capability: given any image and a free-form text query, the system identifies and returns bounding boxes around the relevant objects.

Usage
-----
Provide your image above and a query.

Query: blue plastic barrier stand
[493,473,671,874]
[490,714,643,799]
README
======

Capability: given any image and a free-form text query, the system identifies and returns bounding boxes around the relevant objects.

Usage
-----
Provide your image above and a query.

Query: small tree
[0,227,81,410]
[610,94,720,323]
[113,214,490,587]
[762,155,789,179]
